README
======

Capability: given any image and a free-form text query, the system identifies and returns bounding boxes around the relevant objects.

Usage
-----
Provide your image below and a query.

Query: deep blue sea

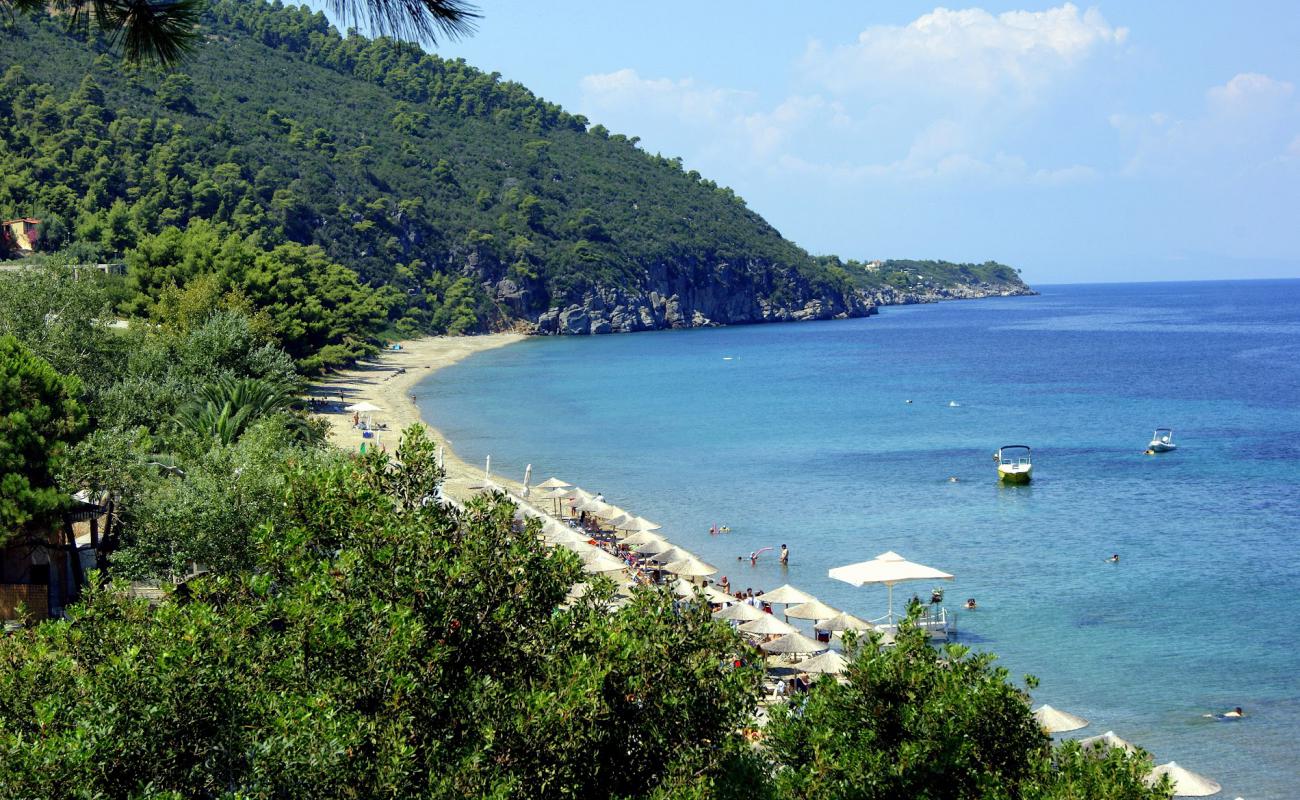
[420,280,1300,799]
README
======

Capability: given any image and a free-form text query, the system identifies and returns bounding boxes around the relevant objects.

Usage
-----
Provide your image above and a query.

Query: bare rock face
[523,256,879,336]
[558,307,590,335]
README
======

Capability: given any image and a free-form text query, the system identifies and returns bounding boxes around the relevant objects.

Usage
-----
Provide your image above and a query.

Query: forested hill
[0,1,878,347]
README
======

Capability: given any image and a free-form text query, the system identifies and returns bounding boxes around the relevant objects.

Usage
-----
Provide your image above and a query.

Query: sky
[306,1,1300,284]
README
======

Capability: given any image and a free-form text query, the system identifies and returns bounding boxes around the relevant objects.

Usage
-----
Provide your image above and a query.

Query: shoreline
[308,333,527,502]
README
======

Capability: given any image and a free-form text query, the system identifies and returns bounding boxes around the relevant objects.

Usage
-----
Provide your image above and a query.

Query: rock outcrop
[531,261,876,336]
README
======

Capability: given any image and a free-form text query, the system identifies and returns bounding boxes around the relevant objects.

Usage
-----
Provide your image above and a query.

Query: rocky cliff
[527,260,875,335]
[522,269,1033,335]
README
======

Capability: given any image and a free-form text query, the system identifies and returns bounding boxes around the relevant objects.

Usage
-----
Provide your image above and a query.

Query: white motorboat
[996,445,1032,484]
[1147,428,1177,453]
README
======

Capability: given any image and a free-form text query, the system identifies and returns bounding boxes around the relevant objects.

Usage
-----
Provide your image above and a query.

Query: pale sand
[308,333,527,503]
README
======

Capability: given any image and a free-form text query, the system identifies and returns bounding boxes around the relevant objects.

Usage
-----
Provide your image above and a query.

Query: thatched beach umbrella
[537,477,571,490]
[631,537,672,555]
[760,584,815,605]
[713,603,764,622]
[647,546,691,564]
[542,523,589,546]
[536,486,573,515]
[1146,762,1221,797]
[829,550,953,625]
[605,512,633,529]
[671,579,731,604]
[620,516,661,533]
[760,632,829,655]
[786,599,841,621]
[595,504,628,520]
[1033,705,1090,734]
[576,498,612,515]
[623,530,666,546]
[739,615,798,637]
[819,611,875,633]
[578,547,628,575]
[1078,731,1138,756]
[795,650,849,675]
[663,556,718,577]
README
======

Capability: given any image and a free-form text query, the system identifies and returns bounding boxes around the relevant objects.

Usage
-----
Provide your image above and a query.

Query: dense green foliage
[0,335,87,542]
[814,257,1028,294]
[0,264,316,574]
[0,427,763,799]
[764,622,1168,799]
[0,1,860,357]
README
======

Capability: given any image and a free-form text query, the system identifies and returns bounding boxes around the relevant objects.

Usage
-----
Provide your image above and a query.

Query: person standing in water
[779,544,789,565]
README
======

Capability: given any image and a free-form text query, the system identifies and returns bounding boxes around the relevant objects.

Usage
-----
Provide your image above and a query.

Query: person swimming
[964,598,977,610]
[1203,706,1245,720]
[1107,553,1120,563]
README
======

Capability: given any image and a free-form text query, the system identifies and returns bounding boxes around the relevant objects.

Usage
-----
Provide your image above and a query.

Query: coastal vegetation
[0,267,1166,799]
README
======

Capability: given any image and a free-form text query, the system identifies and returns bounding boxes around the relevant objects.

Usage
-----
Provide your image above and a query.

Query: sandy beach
[308,333,527,502]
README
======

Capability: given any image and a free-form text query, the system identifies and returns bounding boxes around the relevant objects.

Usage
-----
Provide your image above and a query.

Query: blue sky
[307,2,1300,284]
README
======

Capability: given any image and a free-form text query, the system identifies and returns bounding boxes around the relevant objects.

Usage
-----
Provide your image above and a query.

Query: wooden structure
[0,495,110,621]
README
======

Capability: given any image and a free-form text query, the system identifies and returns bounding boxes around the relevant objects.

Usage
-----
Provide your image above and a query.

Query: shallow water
[421,280,1300,798]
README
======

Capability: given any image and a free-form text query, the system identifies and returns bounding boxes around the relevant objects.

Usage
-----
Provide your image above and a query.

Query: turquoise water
[421,280,1300,798]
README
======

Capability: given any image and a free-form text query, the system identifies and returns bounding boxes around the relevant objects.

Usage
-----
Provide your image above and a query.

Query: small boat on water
[1147,428,1176,453]
[996,445,1033,484]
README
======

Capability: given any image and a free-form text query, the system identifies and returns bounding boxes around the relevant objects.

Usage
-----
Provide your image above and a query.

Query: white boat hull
[998,464,1032,483]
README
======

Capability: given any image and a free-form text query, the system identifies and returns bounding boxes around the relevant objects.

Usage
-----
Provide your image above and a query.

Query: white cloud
[1115,72,1300,176]
[1207,72,1293,116]
[578,6,1129,188]
[578,68,756,126]
[802,3,1126,103]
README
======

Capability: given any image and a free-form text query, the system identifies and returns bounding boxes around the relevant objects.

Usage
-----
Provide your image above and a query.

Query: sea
[419,280,1300,799]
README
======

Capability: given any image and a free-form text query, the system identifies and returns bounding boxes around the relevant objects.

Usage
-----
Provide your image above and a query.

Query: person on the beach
[595,492,604,502]
[779,544,789,565]
[1107,553,1120,563]
[720,576,730,594]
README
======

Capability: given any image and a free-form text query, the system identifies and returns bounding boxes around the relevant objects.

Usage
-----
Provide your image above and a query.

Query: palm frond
[175,377,297,445]
[326,0,479,45]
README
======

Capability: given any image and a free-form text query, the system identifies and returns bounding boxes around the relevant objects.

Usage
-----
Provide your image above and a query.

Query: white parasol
[828,551,953,624]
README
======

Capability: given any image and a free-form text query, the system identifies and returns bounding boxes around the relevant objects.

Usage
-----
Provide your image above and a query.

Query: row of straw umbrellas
[526,476,1222,797]
[1030,706,1224,796]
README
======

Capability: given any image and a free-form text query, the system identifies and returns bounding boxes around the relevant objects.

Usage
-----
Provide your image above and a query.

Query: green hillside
[0,1,871,361]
